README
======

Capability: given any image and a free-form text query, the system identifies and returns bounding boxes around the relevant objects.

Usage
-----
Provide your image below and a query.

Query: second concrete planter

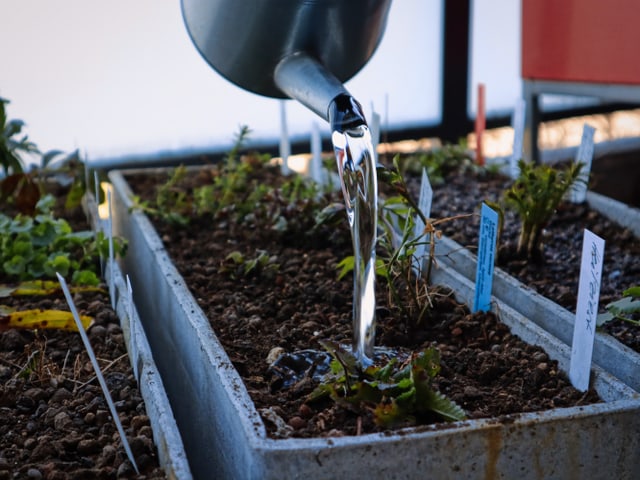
[433,191,640,391]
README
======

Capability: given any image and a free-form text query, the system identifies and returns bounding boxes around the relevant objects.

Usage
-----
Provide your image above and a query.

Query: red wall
[522,0,640,85]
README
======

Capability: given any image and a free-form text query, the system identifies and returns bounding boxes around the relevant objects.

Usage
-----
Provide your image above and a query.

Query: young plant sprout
[598,286,640,327]
[504,159,585,261]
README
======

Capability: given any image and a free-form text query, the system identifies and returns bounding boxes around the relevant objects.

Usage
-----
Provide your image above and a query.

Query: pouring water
[329,94,378,366]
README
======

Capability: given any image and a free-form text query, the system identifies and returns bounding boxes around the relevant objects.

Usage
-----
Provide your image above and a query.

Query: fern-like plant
[504,159,584,260]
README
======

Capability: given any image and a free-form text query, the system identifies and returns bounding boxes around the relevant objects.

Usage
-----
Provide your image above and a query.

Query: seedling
[220,250,280,279]
[504,159,585,260]
[132,126,338,243]
[396,141,495,185]
[308,340,465,426]
[597,286,640,327]
[331,158,468,326]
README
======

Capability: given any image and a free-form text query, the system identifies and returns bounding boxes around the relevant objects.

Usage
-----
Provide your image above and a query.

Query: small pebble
[77,438,102,455]
[266,347,285,365]
[117,461,135,478]
[84,412,96,425]
[463,386,482,398]
[50,388,72,404]
[287,416,307,430]
[24,438,37,450]
[89,325,107,340]
[298,404,313,419]
[95,410,110,425]
[26,468,42,479]
[131,415,150,432]
[53,412,72,431]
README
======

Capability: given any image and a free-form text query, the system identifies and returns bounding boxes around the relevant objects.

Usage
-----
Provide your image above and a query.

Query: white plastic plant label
[279,100,291,175]
[473,203,498,313]
[569,123,595,203]
[310,121,323,185]
[94,170,100,209]
[510,98,526,179]
[369,109,381,157]
[569,229,605,392]
[107,190,115,310]
[412,168,433,275]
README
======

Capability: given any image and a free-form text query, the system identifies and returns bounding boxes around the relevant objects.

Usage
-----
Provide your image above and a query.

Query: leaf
[3,255,26,276]
[418,388,466,422]
[40,149,65,167]
[336,256,355,280]
[598,286,640,326]
[0,306,93,332]
[623,286,640,298]
[64,177,85,209]
[373,399,404,427]
[596,311,614,327]
[71,270,101,286]
[0,280,105,297]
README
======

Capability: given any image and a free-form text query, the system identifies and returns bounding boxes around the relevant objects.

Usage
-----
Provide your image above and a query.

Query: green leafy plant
[131,164,192,226]
[504,159,585,260]
[1,97,94,214]
[329,156,468,325]
[132,125,338,239]
[131,126,271,225]
[219,250,279,280]
[308,341,465,427]
[0,195,127,285]
[597,286,640,327]
[396,141,481,185]
[0,97,38,176]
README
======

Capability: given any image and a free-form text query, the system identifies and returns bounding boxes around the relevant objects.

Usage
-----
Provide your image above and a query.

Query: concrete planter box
[433,191,640,392]
[107,168,640,479]
[84,196,193,479]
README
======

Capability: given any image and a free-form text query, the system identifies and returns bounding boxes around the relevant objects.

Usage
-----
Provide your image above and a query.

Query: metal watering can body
[181,0,392,120]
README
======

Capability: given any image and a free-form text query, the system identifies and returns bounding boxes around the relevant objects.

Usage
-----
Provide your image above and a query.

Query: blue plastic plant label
[569,229,605,392]
[473,203,498,313]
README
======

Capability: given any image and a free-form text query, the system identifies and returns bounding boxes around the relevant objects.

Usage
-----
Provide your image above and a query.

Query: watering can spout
[274,53,367,129]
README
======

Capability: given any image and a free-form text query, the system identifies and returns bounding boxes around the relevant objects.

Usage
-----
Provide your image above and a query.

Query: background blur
[0,0,602,164]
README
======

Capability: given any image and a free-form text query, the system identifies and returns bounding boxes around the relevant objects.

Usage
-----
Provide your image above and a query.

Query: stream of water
[329,94,378,367]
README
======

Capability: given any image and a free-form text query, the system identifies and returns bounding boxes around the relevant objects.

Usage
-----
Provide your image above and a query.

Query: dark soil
[125,165,601,440]
[0,192,166,478]
[393,158,640,353]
